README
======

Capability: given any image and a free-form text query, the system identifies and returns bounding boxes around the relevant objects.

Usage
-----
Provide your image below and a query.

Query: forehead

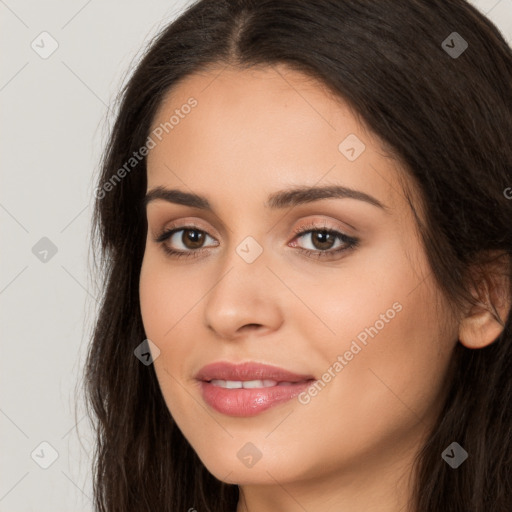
[149,64,363,147]
[146,64,405,213]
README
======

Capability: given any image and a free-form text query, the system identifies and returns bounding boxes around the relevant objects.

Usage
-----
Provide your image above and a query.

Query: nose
[203,251,284,341]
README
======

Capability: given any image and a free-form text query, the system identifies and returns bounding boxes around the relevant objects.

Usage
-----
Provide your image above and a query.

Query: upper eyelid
[155,215,353,236]
[155,223,352,246]
[155,219,218,239]
[155,225,216,244]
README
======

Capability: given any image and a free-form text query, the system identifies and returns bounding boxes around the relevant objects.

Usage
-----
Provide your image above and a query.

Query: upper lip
[195,361,315,383]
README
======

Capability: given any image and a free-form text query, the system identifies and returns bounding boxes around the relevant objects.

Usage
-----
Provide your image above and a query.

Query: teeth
[243,379,279,388]
[210,379,289,389]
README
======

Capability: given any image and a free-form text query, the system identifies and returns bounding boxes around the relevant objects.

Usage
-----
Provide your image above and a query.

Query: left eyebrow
[144,187,210,209]
[144,184,390,212]
[265,184,389,211]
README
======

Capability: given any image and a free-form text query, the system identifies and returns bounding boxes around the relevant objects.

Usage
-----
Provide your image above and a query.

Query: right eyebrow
[144,184,390,213]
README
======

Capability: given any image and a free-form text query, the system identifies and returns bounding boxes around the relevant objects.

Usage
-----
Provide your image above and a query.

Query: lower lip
[199,380,314,417]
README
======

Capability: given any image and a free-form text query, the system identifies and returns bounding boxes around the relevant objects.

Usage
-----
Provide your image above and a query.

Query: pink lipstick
[195,361,316,417]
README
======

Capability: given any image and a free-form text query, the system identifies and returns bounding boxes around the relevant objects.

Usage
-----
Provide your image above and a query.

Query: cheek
[299,242,455,429]
[139,250,207,376]
[139,250,193,339]
[139,272,166,341]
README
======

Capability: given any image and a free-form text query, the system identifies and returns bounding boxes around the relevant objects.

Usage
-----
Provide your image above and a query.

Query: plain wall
[1,0,511,510]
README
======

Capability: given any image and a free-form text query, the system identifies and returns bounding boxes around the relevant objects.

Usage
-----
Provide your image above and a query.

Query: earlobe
[458,257,511,349]
[458,302,506,349]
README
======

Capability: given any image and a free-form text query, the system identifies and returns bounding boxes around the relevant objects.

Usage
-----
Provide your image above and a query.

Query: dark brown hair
[83,1,512,510]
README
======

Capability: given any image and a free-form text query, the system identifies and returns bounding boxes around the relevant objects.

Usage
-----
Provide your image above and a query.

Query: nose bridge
[209,231,269,310]
[217,209,270,278]
[203,230,283,338]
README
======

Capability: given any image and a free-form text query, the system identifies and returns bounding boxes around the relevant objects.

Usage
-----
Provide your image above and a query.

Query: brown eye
[308,231,336,251]
[294,229,349,252]
[181,229,205,249]
[290,225,359,260]
[155,226,218,257]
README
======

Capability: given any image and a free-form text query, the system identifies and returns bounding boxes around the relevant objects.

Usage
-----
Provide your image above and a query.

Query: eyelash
[154,221,359,261]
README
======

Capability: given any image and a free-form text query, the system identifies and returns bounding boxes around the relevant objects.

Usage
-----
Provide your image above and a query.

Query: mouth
[195,360,315,383]
[195,361,316,417]
[206,378,314,388]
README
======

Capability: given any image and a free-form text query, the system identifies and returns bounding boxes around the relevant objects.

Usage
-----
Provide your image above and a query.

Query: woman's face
[140,64,459,488]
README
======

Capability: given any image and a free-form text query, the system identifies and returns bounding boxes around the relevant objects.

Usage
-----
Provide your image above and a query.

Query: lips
[195,361,315,384]
[195,361,316,417]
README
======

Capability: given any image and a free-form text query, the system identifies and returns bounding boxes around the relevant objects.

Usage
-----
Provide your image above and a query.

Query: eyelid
[154,218,359,258]
[153,218,217,241]
[154,224,218,245]
[291,218,353,236]
[289,221,358,252]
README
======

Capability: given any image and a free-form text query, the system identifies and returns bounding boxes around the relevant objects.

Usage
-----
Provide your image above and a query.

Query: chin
[194,444,304,486]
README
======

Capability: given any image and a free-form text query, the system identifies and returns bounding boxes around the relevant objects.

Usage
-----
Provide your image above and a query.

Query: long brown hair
[83,1,512,510]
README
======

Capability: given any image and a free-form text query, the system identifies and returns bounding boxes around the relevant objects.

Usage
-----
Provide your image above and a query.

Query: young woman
[84,1,512,510]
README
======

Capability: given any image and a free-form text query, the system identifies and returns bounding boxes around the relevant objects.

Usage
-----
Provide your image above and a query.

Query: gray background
[1,0,511,510]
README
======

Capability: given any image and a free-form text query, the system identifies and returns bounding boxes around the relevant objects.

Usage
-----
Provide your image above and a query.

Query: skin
[139,64,504,512]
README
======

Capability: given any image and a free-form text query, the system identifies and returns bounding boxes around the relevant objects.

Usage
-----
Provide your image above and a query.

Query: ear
[458,252,511,349]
